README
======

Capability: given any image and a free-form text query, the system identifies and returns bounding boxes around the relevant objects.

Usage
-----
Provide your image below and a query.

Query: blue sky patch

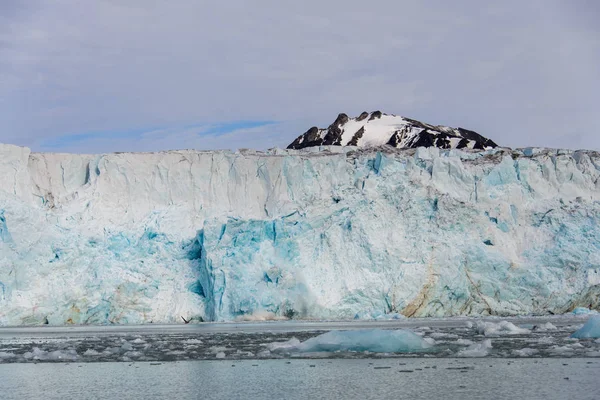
[40,120,276,150]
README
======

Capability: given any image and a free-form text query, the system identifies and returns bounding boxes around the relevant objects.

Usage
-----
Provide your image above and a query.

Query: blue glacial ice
[267,329,432,353]
[571,316,600,339]
[0,143,599,325]
[572,307,598,315]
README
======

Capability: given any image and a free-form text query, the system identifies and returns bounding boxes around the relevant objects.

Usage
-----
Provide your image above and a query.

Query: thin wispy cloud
[1,1,598,153]
[38,121,282,153]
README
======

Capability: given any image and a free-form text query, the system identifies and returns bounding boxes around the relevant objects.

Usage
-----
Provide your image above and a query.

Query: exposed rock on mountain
[288,111,498,150]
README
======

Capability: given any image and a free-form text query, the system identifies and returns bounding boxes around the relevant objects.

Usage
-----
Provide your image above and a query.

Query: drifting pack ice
[0,116,599,325]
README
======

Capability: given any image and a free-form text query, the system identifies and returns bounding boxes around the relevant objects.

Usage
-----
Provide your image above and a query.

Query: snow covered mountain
[288,111,498,150]
[0,143,599,325]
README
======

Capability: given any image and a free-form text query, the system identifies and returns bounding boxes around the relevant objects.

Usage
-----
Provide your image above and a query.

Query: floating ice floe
[455,338,474,346]
[182,338,203,344]
[0,351,16,359]
[429,332,459,339]
[265,338,301,352]
[476,321,530,336]
[532,322,557,331]
[570,316,600,339]
[23,347,78,361]
[550,345,578,356]
[267,329,433,353]
[512,348,538,357]
[457,339,493,357]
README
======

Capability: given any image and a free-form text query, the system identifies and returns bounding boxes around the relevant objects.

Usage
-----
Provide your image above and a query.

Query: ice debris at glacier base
[476,321,530,336]
[1,143,600,325]
[571,316,600,339]
[266,329,433,353]
[456,339,493,357]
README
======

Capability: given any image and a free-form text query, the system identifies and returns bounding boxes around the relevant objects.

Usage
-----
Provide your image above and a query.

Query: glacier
[0,143,599,325]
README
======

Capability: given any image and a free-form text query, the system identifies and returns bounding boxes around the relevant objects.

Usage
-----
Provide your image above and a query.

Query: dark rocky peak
[287,111,498,151]
[369,110,383,121]
[356,111,369,121]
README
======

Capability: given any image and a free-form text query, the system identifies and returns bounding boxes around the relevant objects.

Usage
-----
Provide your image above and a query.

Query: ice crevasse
[0,143,599,325]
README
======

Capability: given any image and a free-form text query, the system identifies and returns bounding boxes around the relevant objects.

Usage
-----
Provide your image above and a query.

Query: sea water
[1,316,599,399]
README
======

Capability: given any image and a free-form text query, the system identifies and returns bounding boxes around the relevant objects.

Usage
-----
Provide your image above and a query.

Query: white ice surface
[456,339,493,357]
[0,144,599,324]
[476,321,530,336]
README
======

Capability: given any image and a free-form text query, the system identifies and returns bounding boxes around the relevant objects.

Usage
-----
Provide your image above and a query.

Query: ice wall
[0,143,599,325]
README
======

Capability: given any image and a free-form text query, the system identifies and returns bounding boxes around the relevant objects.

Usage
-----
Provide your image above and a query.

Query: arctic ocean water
[2,358,599,400]
[1,316,599,399]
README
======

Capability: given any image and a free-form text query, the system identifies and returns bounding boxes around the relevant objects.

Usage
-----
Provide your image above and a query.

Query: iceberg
[0,143,599,325]
[571,316,600,339]
[456,339,493,357]
[267,329,432,353]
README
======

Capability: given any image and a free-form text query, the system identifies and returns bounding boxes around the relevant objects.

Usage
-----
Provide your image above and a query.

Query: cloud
[1,0,599,152]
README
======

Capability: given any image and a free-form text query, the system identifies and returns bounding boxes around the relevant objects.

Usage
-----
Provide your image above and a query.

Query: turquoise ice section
[0,144,599,324]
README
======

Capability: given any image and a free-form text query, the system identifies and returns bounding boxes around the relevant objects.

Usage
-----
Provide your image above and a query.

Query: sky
[1,0,599,153]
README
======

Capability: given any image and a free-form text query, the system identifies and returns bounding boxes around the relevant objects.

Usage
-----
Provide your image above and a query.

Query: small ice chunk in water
[455,339,474,346]
[257,350,271,357]
[269,329,432,353]
[266,338,301,352]
[182,339,203,344]
[121,342,134,351]
[429,332,459,339]
[23,347,78,361]
[513,348,538,357]
[550,345,575,355]
[571,316,600,339]
[537,336,554,344]
[476,321,530,336]
[457,339,492,357]
[533,322,557,331]
[0,351,16,359]
[215,352,226,359]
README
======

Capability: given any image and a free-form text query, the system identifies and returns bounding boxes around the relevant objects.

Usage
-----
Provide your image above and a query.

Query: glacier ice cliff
[0,143,599,325]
